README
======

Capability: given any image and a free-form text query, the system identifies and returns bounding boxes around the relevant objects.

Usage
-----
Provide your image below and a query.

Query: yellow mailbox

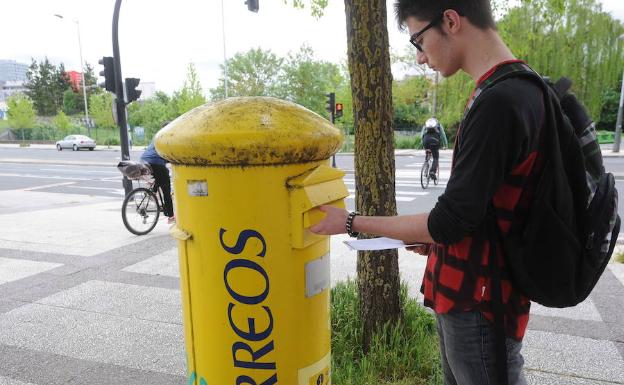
[155,97,348,385]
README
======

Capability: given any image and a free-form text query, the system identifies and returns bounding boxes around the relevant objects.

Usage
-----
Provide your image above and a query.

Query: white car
[56,135,96,151]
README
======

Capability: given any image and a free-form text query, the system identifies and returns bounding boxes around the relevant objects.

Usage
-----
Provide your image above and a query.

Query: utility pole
[326,92,336,167]
[613,34,624,153]
[221,0,228,98]
[112,0,133,195]
[54,15,91,135]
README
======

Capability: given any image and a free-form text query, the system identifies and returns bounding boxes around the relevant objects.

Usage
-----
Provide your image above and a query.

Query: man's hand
[309,205,349,235]
[406,244,430,255]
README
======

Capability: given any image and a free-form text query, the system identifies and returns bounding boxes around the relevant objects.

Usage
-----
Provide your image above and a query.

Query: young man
[311,1,545,384]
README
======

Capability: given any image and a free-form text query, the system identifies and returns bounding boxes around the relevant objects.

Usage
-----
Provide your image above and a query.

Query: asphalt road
[2,146,624,218]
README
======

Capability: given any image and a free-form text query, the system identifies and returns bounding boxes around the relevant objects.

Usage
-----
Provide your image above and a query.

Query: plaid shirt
[422,61,544,341]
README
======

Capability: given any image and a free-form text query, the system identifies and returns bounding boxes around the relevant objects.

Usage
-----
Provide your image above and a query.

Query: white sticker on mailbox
[305,253,330,298]
[187,180,208,197]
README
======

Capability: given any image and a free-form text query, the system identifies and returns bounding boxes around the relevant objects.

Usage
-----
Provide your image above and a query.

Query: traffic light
[246,0,259,12]
[125,78,142,104]
[335,103,343,119]
[98,56,115,92]
[325,92,335,115]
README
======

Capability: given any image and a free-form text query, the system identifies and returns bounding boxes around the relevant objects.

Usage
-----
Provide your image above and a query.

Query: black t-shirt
[428,76,544,243]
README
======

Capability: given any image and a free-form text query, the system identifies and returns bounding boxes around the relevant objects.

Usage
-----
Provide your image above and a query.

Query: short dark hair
[394,0,496,31]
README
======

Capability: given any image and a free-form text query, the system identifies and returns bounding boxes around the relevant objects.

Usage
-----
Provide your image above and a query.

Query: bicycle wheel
[420,160,430,189]
[433,165,439,186]
[122,187,160,235]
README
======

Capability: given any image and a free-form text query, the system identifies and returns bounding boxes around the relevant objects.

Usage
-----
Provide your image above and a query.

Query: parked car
[56,135,96,151]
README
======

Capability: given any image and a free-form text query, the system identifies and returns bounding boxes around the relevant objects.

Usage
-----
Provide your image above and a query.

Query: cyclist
[420,117,448,180]
[140,138,175,224]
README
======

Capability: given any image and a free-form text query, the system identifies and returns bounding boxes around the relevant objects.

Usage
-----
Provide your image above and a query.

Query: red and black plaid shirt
[423,61,545,341]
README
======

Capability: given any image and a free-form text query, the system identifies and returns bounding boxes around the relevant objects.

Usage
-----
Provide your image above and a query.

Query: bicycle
[420,149,439,189]
[117,161,168,236]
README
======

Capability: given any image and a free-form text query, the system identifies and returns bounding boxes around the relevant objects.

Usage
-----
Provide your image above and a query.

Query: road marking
[344,179,447,188]
[40,168,118,174]
[346,194,416,202]
[69,186,126,195]
[347,188,428,196]
[0,172,122,183]
[22,182,76,191]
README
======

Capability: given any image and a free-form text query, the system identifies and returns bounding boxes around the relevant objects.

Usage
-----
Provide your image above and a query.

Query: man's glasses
[409,13,445,52]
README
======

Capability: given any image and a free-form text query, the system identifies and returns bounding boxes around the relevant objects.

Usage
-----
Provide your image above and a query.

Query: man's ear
[443,9,462,34]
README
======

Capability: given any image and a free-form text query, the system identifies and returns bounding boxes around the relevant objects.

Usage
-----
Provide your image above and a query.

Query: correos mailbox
[155,97,348,385]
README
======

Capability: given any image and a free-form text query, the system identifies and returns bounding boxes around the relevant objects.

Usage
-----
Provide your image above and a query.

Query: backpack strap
[468,63,542,385]
[487,205,509,385]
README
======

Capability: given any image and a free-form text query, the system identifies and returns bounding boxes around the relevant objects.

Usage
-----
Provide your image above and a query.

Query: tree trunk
[344,0,401,351]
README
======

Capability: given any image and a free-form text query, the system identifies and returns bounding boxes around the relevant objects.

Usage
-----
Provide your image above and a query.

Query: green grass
[331,280,442,385]
[339,133,423,152]
[614,252,624,264]
[395,133,422,149]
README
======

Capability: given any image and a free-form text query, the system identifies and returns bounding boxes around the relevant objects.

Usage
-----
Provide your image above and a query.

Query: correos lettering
[220,228,278,385]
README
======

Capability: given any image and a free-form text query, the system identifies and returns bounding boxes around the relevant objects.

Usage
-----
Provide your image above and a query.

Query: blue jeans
[435,311,527,385]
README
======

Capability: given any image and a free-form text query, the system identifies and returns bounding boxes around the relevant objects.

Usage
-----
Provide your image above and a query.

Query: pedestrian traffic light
[335,103,343,119]
[246,0,259,12]
[98,56,115,92]
[125,78,142,104]
[325,92,335,115]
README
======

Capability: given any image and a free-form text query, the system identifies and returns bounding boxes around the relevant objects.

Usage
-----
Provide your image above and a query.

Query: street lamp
[221,0,229,98]
[54,14,91,136]
[612,34,624,153]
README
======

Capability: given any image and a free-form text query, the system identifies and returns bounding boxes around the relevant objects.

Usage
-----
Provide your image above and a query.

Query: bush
[331,280,442,385]
[394,133,422,149]
[104,137,120,146]
[341,135,354,152]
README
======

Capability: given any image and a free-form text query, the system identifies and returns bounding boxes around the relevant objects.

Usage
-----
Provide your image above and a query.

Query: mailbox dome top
[154,97,343,166]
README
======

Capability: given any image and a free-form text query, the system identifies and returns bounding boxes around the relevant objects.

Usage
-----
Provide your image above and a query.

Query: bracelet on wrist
[346,211,360,238]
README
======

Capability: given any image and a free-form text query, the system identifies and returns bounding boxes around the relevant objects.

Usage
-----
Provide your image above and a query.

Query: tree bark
[344,0,401,351]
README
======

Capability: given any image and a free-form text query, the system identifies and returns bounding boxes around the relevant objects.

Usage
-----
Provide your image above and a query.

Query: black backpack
[426,125,440,136]
[487,66,620,308]
[474,62,620,385]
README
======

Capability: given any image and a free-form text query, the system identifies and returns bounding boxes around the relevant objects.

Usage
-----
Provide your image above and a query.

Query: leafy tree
[345,0,400,350]
[7,93,36,130]
[89,92,116,129]
[73,62,101,114]
[393,75,431,130]
[210,48,284,99]
[597,81,622,131]
[499,0,623,119]
[171,63,206,116]
[128,91,177,140]
[62,88,80,115]
[281,44,346,116]
[53,110,72,135]
[25,58,71,116]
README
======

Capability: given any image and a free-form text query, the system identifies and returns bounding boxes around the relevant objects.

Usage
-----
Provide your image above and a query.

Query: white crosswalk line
[347,194,416,202]
[347,188,428,196]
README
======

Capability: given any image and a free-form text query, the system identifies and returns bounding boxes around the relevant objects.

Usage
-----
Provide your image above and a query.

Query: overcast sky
[2,0,623,95]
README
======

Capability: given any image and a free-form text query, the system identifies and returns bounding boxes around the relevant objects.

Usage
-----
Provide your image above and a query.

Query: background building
[0,60,29,120]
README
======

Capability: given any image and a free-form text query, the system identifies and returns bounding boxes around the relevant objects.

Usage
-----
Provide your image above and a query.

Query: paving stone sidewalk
[0,189,623,385]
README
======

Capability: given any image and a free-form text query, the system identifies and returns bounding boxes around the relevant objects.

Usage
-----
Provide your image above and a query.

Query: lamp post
[221,0,229,98]
[613,34,624,153]
[54,14,91,136]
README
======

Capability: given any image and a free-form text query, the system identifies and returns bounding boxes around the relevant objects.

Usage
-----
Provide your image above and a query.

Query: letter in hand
[309,205,349,235]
